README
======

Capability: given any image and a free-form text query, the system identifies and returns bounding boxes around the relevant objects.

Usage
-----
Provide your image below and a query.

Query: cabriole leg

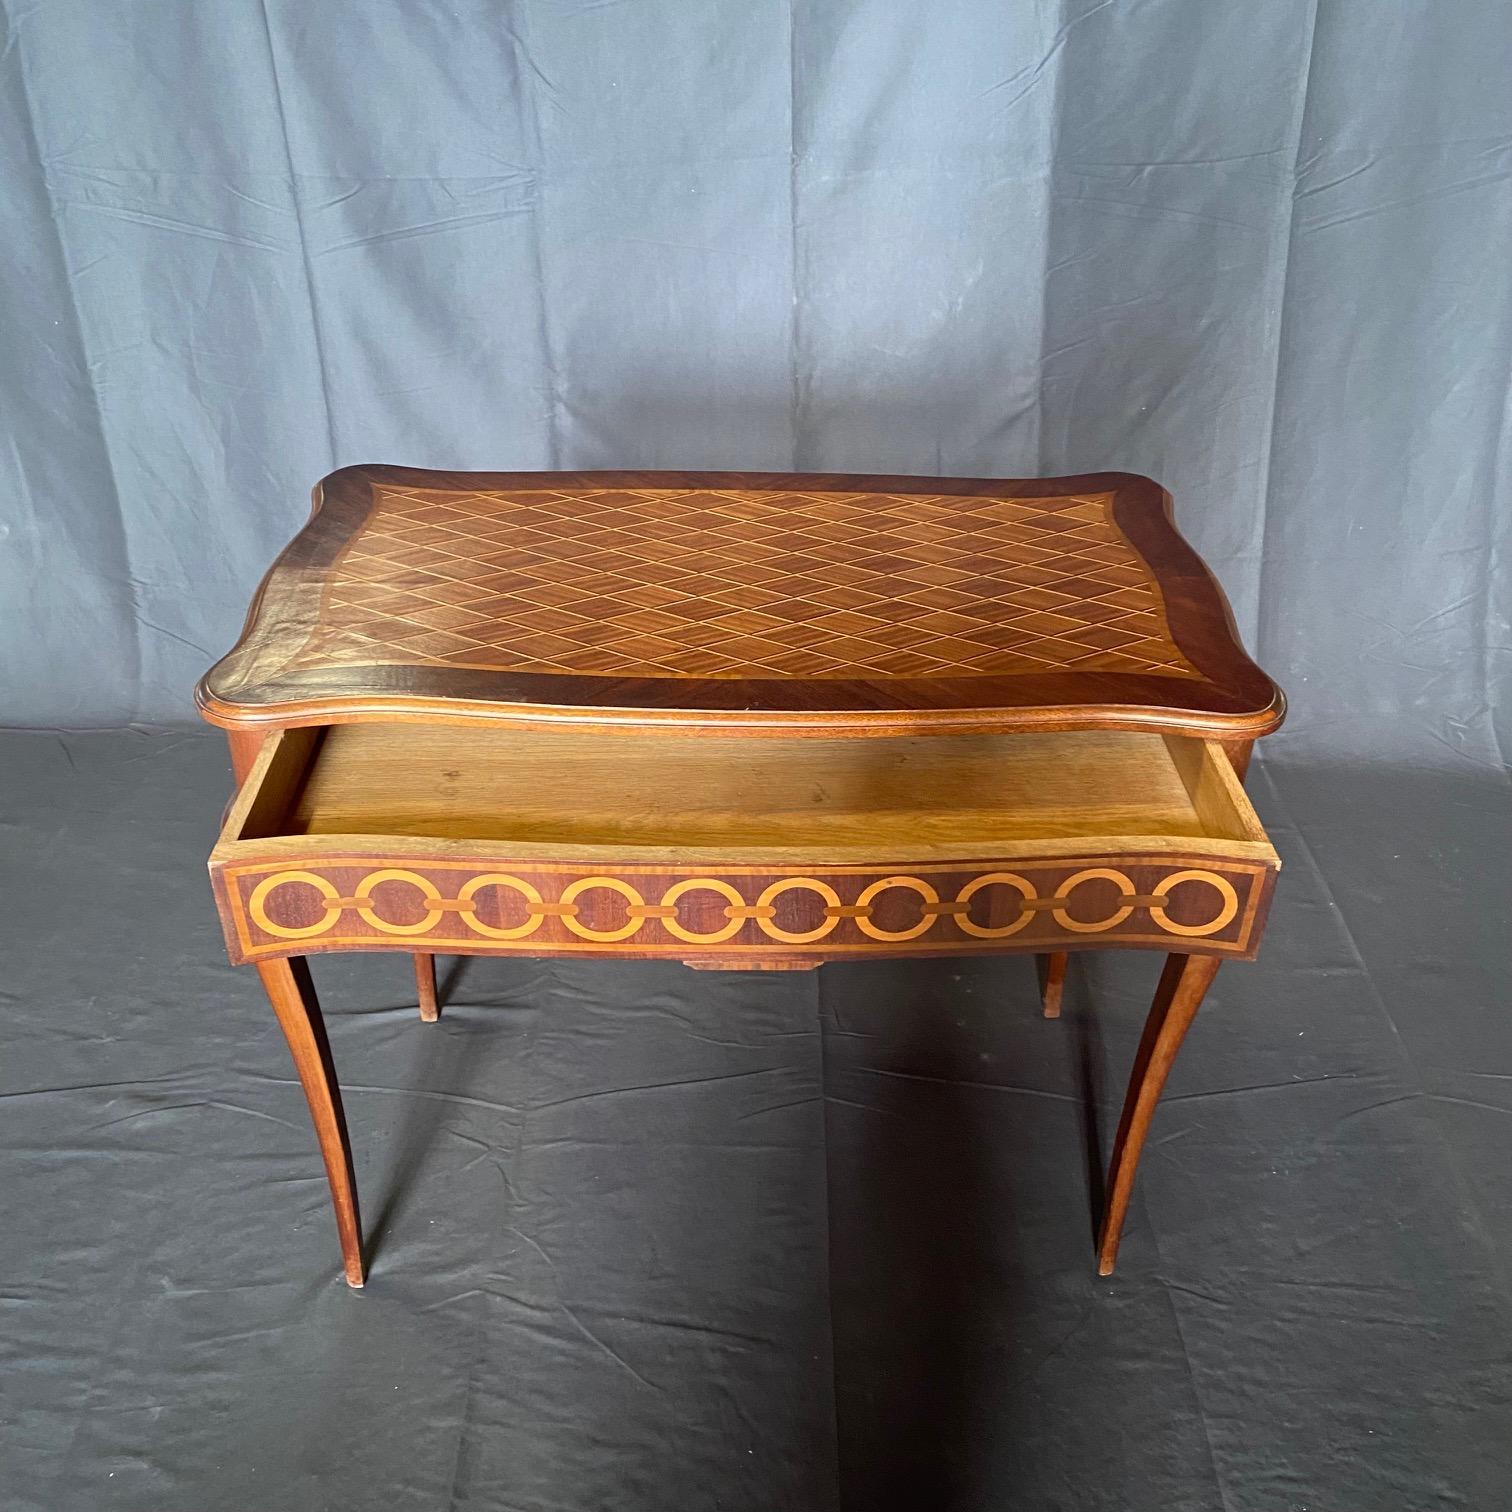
[255,957,365,1287]
[1097,952,1221,1276]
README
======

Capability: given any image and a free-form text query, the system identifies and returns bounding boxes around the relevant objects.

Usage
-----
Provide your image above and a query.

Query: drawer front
[212,852,1276,965]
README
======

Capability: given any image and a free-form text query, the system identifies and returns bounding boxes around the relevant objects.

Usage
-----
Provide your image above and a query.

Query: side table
[199,468,1284,1286]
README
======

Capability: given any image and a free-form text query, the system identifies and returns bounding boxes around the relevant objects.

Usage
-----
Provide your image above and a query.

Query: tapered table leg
[1037,952,1068,1018]
[255,957,365,1287]
[1097,952,1221,1276]
[415,953,440,1022]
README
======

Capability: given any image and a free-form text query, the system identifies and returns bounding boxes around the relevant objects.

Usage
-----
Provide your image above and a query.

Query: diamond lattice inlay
[285,485,1201,681]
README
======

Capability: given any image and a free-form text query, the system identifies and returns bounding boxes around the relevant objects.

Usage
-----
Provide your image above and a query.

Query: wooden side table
[199,468,1284,1286]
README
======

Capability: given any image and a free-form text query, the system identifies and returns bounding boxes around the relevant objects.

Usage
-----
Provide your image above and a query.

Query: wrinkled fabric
[2,726,1510,1511]
[4,3,1512,1509]
[0,2,1508,764]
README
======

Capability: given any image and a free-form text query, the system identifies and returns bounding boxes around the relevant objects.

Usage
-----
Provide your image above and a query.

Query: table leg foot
[255,957,365,1287]
[1037,952,1068,1018]
[415,953,440,1022]
[1097,952,1221,1276]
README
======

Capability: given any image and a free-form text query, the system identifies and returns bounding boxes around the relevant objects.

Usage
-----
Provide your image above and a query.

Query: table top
[198,466,1283,738]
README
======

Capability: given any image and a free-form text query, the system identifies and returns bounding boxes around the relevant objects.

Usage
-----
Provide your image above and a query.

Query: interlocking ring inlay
[658,879,746,945]
[354,869,446,935]
[854,876,939,942]
[248,870,343,940]
[239,861,1252,953]
[955,872,1039,939]
[1051,868,1136,933]
[1147,870,1239,937]
[559,876,645,942]
[755,878,842,943]
[455,873,545,940]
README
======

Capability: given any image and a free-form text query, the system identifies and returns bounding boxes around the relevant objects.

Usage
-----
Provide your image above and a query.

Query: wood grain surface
[222,724,1274,861]
[208,725,1279,967]
[198,467,1284,739]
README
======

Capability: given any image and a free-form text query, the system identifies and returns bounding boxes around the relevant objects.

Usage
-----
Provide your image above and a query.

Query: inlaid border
[198,467,1285,738]
[213,852,1276,964]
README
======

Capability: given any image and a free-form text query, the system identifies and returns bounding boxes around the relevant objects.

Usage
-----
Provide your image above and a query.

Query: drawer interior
[222,723,1274,864]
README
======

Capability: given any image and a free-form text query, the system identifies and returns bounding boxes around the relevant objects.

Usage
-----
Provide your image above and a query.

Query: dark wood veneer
[199,467,1283,739]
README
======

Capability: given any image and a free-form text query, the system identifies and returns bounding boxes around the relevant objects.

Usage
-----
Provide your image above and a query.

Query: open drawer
[210,724,1280,967]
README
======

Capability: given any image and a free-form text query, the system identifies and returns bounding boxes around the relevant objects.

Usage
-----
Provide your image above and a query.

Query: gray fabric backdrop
[2,2,1509,763]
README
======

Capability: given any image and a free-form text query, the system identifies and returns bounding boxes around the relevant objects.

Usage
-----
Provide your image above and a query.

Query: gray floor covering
[2,727,1509,1511]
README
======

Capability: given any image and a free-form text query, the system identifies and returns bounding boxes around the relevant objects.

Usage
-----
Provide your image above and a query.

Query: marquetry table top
[198,466,1282,738]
